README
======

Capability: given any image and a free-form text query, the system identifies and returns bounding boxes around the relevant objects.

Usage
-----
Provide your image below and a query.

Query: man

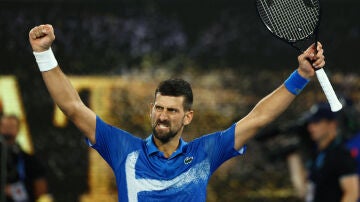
[0,115,48,202]
[306,103,358,202]
[288,103,358,202]
[28,24,325,201]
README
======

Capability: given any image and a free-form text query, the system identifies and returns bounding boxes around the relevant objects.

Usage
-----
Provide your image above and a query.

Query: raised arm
[234,43,325,150]
[29,24,97,144]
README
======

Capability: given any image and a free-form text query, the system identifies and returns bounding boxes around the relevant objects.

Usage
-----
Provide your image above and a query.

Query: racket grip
[315,68,342,112]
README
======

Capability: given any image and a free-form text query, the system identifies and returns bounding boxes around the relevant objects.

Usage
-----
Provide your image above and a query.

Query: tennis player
[29,24,325,202]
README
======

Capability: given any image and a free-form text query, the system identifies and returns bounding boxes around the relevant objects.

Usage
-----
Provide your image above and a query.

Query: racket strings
[273,0,316,39]
[257,0,320,41]
[279,0,316,38]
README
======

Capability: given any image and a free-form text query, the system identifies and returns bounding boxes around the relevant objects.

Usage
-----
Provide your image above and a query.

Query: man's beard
[152,120,182,143]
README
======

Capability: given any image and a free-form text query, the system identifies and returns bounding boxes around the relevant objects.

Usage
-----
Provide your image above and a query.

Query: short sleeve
[336,148,358,178]
[87,116,142,169]
[192,123,246,173]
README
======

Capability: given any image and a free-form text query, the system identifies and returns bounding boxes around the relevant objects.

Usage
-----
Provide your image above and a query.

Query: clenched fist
[29,24,55,52]
[297,42,325,79]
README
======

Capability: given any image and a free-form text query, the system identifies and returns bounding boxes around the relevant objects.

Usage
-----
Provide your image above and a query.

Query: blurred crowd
[1,1,359,74]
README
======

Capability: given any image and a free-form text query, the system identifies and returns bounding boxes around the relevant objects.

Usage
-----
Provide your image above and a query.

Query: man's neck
[153,136,181,158]
[318,133,337,151]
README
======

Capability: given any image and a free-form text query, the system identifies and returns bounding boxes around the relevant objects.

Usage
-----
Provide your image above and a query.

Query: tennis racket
[255,0,342,112]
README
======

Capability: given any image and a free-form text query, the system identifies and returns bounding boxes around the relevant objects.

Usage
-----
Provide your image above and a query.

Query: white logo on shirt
[125,151,209,202]
[184,156,194,164]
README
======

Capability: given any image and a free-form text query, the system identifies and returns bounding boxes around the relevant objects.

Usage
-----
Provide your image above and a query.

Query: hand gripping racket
[256,0,342,112]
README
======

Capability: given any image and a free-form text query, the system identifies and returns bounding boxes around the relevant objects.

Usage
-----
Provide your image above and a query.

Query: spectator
[0,115,48,202]
[288,103,359,202]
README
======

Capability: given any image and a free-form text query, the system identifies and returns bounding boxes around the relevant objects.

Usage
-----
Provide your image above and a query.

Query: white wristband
[33,48,58,72]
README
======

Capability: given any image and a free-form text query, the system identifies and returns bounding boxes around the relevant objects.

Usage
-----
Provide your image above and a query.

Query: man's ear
[183,110,194,126]
[149,103,154,119]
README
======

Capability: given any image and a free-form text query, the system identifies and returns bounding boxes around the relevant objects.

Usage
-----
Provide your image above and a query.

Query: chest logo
[184,156,194,164]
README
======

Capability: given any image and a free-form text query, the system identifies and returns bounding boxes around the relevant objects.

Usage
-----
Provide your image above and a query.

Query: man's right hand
[29,24,55,52]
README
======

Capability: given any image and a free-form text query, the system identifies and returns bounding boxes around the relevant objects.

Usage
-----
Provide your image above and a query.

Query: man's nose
[159,110,169,120]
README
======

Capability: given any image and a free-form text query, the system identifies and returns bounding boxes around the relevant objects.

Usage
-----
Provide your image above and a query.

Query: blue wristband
[284,70,310,95]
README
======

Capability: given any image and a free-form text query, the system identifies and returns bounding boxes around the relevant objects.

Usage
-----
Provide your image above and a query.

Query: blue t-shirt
[88,116,246,202]
[346,132,360,175]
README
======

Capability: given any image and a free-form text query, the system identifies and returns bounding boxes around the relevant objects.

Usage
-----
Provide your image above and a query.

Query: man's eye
[155,106,163,111]
[168,109,178,113]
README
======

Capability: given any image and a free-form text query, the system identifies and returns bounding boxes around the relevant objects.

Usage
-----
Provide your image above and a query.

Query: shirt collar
[145,135,187,158]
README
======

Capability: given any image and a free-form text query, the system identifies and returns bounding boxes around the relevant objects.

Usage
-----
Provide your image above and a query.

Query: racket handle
[315,68,342,112]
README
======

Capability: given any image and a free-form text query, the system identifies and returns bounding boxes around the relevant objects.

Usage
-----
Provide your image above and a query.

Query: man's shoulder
[184,130,227,153]
[96,116,144,141]
[332,142,352,154]
[186,132,217,145]
[187,124,236,145]
[327,143,356,165]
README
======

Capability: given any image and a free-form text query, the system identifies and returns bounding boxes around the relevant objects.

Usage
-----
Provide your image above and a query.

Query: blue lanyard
[17,154,26,181]
[315,152,325,169]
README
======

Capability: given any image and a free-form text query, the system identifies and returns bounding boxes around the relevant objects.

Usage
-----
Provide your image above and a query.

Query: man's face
[150,94,193,143]
[0,117,19,143]
[307,119,335,143]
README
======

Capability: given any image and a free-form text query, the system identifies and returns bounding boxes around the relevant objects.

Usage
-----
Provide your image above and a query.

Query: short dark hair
[155,78,193,111]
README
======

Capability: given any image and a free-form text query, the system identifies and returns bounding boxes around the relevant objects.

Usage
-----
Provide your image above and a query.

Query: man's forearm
[42,66,83,118]
[251,84,296,127]
[234,84,296,149]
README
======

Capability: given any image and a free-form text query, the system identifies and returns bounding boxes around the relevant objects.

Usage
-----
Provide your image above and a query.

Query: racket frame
[255,0,342,112]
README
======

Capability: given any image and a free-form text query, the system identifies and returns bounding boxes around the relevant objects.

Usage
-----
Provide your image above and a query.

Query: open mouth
[155,120,170,129]
[157,123,169,129]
